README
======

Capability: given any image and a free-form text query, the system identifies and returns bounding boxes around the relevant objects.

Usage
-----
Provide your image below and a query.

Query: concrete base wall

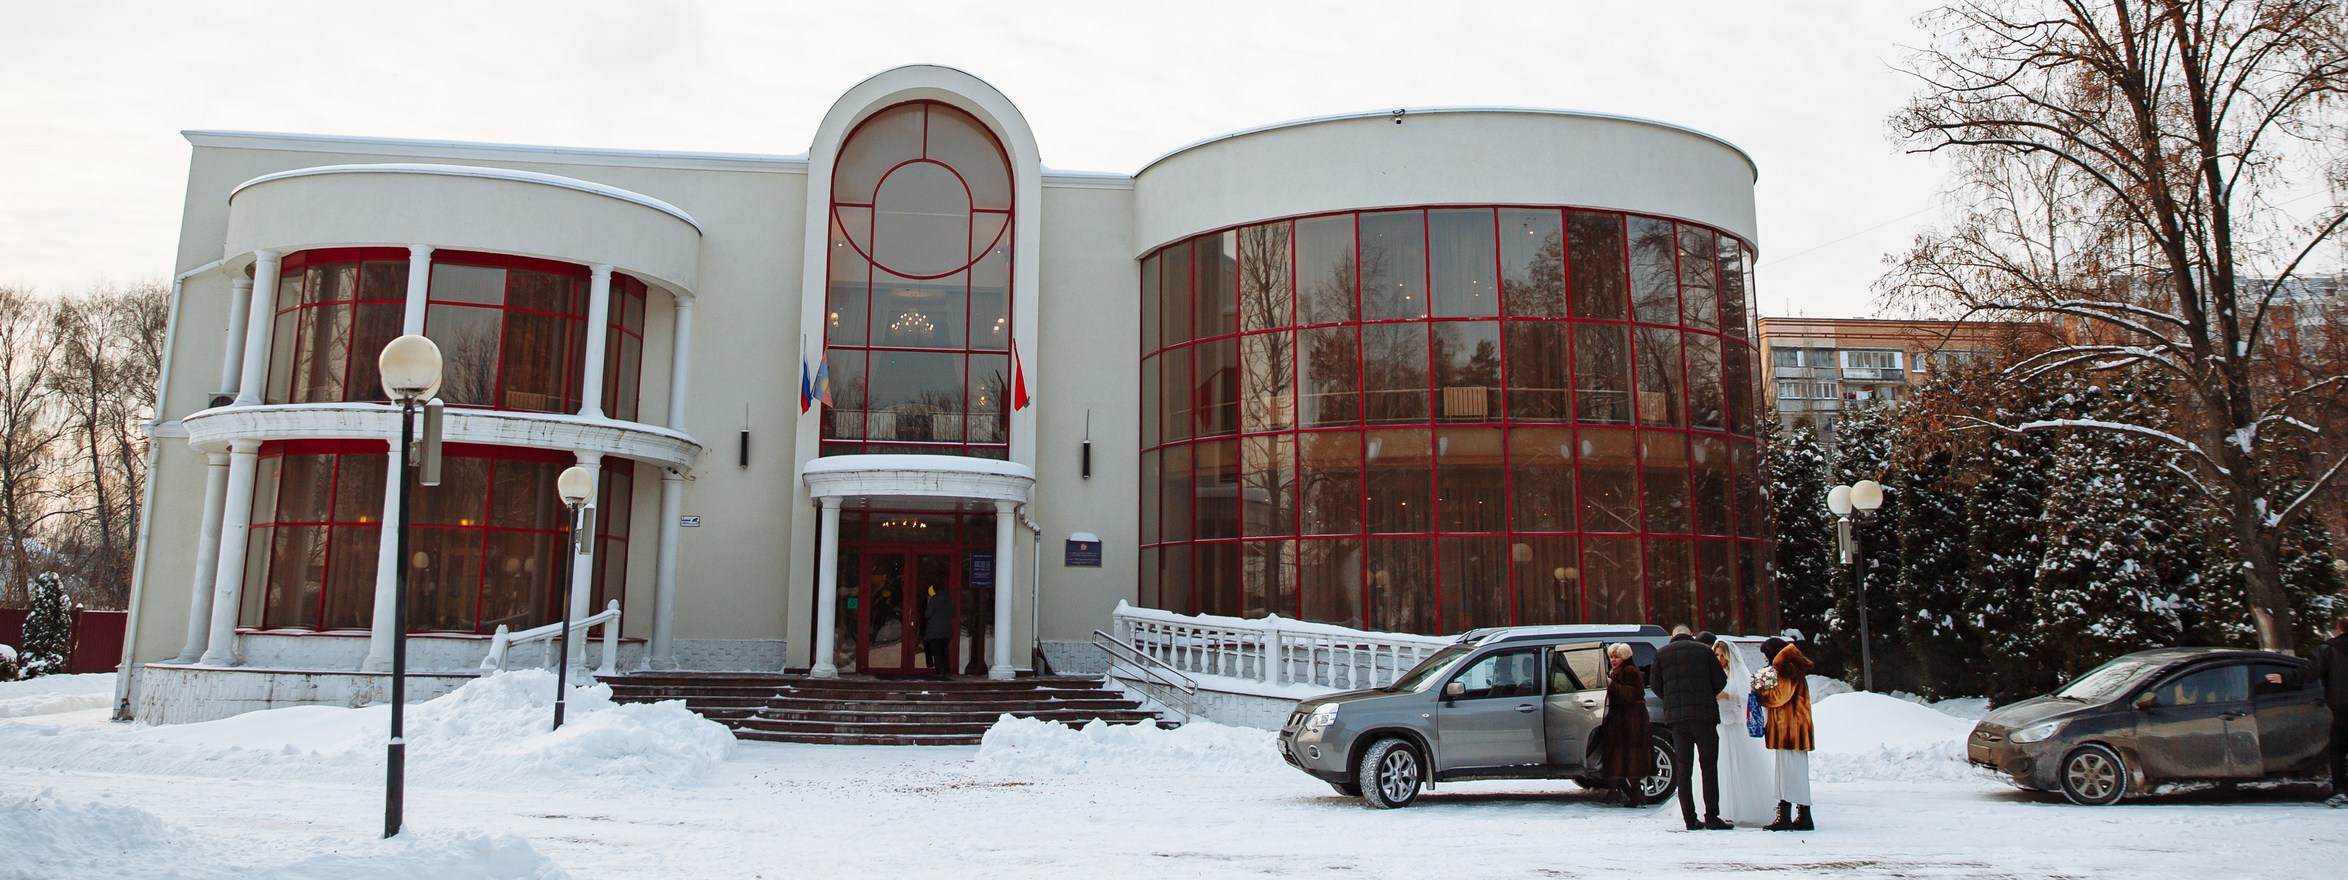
[131,664,478,725]
[1038,640,1109,675]
[670,639,788,672]
[1109,672,1302,731]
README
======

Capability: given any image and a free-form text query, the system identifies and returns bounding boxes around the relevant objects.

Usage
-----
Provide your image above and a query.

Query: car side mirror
[1442,681,1464,702]
[2133,692,2158,710]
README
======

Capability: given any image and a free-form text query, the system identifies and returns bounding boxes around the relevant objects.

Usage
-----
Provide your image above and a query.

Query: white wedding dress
[1713,640,1780,826]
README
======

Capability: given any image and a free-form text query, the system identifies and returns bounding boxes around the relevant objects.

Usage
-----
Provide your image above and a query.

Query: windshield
[2056,658,2160,702]
[1387,644,1476,693]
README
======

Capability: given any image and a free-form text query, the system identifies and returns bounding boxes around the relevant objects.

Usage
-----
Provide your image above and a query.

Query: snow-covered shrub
[20,572,70,677]
[0,643,18,681]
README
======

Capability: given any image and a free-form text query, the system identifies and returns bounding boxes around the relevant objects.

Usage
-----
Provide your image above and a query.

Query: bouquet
[1749,665,1779,694]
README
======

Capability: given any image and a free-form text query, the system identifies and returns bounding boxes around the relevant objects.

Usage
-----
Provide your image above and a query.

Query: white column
[360,438,406,672]
[230,252,280,406]
[218,278,252,396]
[563,451,601,673]
[648,470,685,670]
[197,440,264,666]
[666,297,694,429]
[401,245,433,335]
[990,500,1018,680]
[577,265,614,420]
[169,453,232,663]
[809,496,843,679]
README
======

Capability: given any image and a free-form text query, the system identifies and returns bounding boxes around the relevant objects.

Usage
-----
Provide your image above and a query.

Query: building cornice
[180,403,702,472]
[231,163,701,231]
[185,130,813,175]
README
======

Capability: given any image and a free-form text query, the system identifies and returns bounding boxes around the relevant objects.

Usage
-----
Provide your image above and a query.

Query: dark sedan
[1968,647,2331,805]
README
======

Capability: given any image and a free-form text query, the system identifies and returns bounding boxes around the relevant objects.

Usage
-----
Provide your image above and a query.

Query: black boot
[1791,804,1814,831]
[1764,800,1793,831]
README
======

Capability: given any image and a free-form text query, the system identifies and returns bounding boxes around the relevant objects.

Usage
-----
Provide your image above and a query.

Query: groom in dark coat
[1651,625,1731,830]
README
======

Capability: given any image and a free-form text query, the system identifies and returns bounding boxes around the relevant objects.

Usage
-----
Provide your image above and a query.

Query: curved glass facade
[240,441,635,634]
[264,248,649,417]
[1139,207,1770,635]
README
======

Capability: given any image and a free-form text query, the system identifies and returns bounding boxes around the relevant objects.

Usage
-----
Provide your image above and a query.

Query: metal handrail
[1092,628,1197,725]
[481,601,621,676]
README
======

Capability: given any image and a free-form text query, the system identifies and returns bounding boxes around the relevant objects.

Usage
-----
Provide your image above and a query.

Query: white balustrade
[1109,604,1448,691]
[480,601,623,676]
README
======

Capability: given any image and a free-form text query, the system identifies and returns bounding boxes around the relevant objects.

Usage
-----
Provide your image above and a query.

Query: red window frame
[264,248,411,405]
[819,99,1016,460]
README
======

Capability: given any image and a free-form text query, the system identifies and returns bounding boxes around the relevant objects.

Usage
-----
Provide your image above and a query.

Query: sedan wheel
[1357,737,1423,809]
[2060,744,2129,806]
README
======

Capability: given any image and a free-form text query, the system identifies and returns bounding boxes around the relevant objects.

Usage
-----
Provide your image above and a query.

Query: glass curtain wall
[1140,206,1767,635]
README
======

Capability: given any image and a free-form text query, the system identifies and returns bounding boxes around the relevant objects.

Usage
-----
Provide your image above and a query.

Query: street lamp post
[377,335,443,840]
[1826,478,1885,692]
[552,465,595,730]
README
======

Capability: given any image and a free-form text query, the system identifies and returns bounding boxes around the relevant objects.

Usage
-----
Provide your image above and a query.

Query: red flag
[1011,339,1031,411]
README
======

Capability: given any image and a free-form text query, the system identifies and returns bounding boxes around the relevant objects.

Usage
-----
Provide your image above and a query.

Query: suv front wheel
[1357,737,1423,809]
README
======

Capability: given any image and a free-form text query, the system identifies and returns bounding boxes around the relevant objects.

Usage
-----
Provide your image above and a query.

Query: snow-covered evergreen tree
[21,570,71,676]
[1764,415,1839,671]
[1887,444,1969,697]
[1818,401,1901,685]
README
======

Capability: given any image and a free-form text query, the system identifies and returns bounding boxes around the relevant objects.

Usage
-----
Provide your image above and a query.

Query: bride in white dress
[1713,638,1779,826]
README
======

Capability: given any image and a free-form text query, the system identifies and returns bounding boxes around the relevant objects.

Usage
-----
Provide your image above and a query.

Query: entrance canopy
[801,454,1035,680]
[802,454,1034,506]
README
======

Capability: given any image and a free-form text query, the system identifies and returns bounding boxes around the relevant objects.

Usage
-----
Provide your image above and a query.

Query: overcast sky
[0,0,1955,317]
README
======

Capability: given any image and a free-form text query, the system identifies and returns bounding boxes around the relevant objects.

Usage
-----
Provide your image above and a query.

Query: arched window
[821,101,1015,459]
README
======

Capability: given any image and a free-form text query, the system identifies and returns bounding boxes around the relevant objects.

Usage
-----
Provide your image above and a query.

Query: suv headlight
[1303,705,1339,732]
[2010,720,2065,744]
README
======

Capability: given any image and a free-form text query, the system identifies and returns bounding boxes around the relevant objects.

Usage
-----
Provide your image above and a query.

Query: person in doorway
[1596,642,1654,807]
[1710,636,1777,826]
[2311,616,2348,808]
[1652,625,1731,830]
[1754,636,1815,831]
[921,586,956,675]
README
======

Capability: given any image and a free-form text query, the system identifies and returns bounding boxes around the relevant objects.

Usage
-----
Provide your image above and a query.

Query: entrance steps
[599,672,1170,746]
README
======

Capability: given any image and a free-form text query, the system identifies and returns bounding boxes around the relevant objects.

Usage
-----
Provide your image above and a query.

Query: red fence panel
[66,609,128,674]
[0,608,24,648]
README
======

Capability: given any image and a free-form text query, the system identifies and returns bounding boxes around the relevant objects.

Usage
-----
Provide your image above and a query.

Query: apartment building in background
[1757,317,2028,452]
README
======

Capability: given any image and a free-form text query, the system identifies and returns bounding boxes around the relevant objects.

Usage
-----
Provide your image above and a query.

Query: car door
[1543,642,1609,767]
[1434,648,1547,773]
[2250,659,2327,777]
[2132,662,2257,782]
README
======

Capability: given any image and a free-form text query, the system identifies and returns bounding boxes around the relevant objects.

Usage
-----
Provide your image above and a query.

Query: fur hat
[1760,637,1788,662]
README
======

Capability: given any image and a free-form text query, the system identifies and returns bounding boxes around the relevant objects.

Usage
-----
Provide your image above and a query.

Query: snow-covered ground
[1,672,2338,879]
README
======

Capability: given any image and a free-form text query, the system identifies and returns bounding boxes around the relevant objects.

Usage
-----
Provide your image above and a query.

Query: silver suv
[1276,625,1678,808]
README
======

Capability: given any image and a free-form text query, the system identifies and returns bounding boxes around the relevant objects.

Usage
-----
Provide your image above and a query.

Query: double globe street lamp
[1826,478,1885,693]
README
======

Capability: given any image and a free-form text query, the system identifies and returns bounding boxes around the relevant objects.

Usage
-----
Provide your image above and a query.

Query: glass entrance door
[854,550,960,675]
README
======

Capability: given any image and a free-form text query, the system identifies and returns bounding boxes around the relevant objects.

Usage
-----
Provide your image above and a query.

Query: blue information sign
[968,552,994,590]
[1064,539,1102,567]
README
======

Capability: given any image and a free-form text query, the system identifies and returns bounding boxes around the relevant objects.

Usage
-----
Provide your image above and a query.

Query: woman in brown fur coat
[1754,636,1815,830]
[1597,642,1654,806]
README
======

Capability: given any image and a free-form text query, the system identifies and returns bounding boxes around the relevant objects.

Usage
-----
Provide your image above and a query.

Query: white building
[116,65,1767,723]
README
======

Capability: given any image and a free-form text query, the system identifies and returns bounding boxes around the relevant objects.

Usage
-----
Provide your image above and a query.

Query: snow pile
[1806,674,1854,700]
[0,672,114,719]
[1809,691,1975,782]
[1927,696,1990,721]
[7,671,732,790]
[0,787,570,879]
[974,715,1281,777]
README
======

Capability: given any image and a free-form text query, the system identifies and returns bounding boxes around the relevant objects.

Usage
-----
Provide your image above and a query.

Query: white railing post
[480,625,511,673]
[598,601,620,676]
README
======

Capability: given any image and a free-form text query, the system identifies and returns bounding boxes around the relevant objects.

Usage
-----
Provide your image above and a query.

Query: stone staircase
[600,672,1169,745]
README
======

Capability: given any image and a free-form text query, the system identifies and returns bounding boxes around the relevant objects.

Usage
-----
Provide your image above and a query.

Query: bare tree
[0,288,68,607]
[46,282,169,608]
[1889,0,2348,649]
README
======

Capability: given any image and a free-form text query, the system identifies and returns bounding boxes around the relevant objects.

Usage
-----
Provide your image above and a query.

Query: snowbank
[974,716,1281,776]
[0,672,114,719]
[0,787,569,879]
[1809,691,1975,782]
[0,670,733,790]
